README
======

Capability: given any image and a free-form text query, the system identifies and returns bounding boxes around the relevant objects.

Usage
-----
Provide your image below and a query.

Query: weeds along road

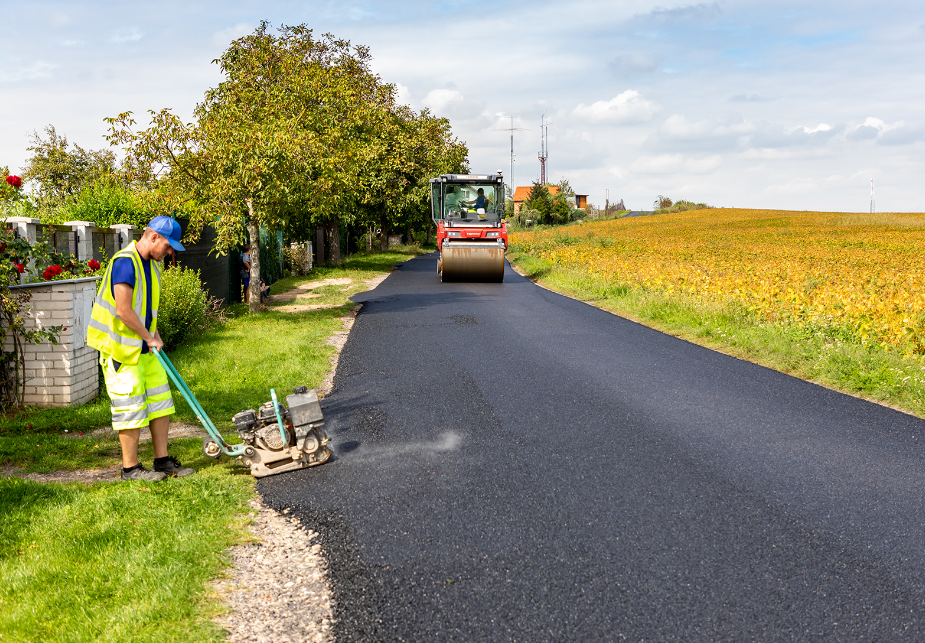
[259,253,925,642]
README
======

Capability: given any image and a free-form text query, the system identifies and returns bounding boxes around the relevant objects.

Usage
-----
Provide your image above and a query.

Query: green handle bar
[152,348,247,458]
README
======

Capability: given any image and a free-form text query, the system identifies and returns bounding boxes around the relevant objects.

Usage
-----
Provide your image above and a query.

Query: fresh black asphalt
[259,254,925,642]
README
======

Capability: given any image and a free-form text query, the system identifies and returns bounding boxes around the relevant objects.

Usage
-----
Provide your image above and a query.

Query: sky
[2,0,924,212]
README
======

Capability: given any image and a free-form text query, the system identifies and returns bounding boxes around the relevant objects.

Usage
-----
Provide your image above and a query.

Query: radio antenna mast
[538,113,549,185]
[870,178,875,214]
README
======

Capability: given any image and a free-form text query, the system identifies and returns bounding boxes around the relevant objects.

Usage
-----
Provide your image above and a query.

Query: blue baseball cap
[148,216,185,251]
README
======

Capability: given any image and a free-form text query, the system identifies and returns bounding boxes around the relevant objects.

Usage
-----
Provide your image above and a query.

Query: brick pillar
[4,216,39,243]
[4,217,39,283]
[62,220,96,260]
[111,225,137,250]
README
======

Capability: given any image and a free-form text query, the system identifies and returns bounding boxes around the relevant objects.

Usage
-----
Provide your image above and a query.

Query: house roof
[512,185,560,202]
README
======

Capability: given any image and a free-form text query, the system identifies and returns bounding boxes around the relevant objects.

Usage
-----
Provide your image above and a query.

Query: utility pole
[497,116,526,193]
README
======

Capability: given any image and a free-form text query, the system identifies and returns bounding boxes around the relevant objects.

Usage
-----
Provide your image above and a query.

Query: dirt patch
[86,422,207,441]
[271,277,354,303]
[1,464,123,484]
[274,303,342,314]
[271,291,323,303]
[2,422,209,485]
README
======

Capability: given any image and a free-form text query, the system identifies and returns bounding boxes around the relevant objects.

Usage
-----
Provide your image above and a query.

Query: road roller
[430,173,508,282]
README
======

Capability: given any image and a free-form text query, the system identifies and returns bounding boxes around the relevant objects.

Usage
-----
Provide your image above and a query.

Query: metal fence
[35,224,77,257]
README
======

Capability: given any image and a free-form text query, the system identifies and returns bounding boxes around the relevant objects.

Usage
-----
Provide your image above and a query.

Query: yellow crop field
[510,209,925,354]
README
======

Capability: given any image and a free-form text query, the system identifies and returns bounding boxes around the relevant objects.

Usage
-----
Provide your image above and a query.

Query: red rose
[0,242,6,253]
[88,259,100,270]
[42,264,63,280]
[5,175,22,189]
[15,262,25,274]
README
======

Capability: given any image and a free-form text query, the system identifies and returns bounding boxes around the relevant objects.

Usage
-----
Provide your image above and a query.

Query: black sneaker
[121,464,168,482]
[154,456,196,478]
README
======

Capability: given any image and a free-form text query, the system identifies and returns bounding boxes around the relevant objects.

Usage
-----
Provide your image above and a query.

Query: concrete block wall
[4,277,101,407]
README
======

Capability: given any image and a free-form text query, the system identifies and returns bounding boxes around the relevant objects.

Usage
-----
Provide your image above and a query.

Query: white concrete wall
[3,278,101,407]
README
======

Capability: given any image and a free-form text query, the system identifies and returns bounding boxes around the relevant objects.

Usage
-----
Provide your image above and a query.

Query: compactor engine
[229,386,332,478]
[430,173,507,282]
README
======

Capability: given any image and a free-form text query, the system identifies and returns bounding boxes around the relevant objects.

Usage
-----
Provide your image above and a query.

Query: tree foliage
[106,22,467,312]
[23,126,116,203]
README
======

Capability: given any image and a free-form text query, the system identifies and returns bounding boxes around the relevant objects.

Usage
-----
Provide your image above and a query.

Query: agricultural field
[511,209,925,355]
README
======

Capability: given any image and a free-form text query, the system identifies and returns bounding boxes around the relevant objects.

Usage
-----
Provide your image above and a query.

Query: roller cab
[430,173,507,283]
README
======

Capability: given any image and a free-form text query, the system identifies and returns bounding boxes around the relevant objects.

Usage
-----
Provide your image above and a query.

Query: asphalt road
[259,254,925,642]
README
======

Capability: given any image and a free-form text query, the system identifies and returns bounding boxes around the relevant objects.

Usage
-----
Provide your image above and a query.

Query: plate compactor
[154,349,332,478]
[430,173,508,282]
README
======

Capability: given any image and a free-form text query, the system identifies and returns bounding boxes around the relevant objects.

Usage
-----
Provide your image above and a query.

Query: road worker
[87,216,195,482]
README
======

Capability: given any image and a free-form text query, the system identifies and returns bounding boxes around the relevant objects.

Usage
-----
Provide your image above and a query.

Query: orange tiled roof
[512,185,560,202]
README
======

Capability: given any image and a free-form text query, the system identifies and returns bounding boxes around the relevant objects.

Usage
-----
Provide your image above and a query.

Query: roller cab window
[444,183,503,222]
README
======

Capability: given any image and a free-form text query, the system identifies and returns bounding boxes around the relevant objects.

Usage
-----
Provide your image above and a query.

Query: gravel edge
[211,499,335,643]
[212,273,389,642]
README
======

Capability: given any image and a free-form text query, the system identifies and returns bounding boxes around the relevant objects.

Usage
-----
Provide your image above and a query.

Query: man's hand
[149,331,165,352]
[114,283,158,348]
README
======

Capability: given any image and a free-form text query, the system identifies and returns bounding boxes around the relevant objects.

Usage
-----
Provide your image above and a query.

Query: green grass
[509,251,925,418]
[0,466,254,643]
[0,249,417,642]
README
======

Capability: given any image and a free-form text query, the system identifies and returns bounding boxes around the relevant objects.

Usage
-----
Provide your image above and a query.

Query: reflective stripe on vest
[86,241,160,365]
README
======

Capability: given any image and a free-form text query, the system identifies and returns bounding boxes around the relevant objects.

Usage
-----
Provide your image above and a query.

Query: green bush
[157,266,210,350]
[38,177,157,228]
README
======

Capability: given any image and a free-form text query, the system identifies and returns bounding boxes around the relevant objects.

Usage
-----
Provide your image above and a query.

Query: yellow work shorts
[101,352,176,430]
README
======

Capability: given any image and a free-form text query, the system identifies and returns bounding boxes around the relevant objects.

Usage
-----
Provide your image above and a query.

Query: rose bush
[40,258,104,281]
[0,227,66,409]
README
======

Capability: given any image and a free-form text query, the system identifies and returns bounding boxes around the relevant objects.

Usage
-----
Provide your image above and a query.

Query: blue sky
[2,0,923,211]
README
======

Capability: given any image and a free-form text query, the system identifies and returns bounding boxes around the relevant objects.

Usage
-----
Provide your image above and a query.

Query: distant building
[512,185,561,214]
[575,194,588,209]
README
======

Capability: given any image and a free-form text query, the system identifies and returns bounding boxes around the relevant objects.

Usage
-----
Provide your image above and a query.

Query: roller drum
[441,243,505,282]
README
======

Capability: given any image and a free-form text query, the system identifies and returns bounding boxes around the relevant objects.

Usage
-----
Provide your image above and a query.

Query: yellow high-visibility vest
[86,242,161,365]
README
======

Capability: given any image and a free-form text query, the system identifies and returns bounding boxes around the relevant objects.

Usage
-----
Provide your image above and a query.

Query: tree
[654,195,672,210]
[107,23,398,311]
[550,191,571,224]
[524,181,553,223]
[555,178,575,199]
[23,125,116,204]
[108,23,468,310]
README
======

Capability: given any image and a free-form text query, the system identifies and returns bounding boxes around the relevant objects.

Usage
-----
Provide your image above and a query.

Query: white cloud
[729,94,774,102]
[572,90,657,125]
[0,61,56,82]
[423,88,463,113]
[608,54,663,76]
[630,153,722,175]
[394,83,411,106]
[210,23,254,48]
[686,155,723,173]
[846,117,907,142]
[798,123,832,134]
[111,28,143,43]
[631,154,683,174]
[878,123,925,146]
[421,88,483,120]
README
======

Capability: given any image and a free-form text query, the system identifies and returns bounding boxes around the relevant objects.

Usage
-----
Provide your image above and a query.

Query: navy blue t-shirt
[111,256,153,353]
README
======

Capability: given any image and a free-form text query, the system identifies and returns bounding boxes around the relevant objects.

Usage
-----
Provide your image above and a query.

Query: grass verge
[509,251,925,418]
[0,249,419,642]
[0,466,254,643]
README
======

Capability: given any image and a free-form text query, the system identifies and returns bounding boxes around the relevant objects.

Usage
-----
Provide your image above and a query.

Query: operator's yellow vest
[86,242,161,365]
